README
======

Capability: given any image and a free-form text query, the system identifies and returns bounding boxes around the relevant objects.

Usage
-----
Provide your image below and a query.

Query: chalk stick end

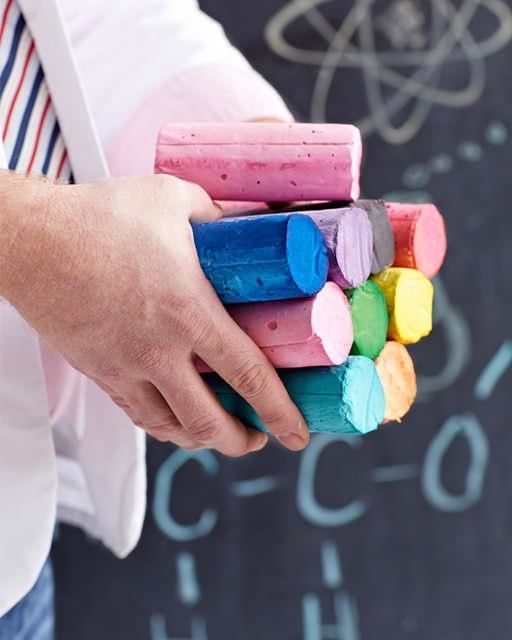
[373,268,434,344]
[375,341,417,422]
[312,283,354,365]
[412,204,447,278]
[286,214,329,296]
[349,127,363,202]
[337,356,385,434]
[386,203,447,278]
[347,281,389,359]
[333,207,373,288]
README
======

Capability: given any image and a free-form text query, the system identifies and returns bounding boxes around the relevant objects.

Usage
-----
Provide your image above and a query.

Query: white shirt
[0,0,291,615]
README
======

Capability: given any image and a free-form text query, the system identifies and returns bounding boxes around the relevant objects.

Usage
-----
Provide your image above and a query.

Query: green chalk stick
[205,356,385,436]
[346,280,389,359]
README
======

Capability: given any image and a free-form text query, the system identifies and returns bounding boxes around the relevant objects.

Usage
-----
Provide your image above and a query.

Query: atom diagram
[265,0,512,143]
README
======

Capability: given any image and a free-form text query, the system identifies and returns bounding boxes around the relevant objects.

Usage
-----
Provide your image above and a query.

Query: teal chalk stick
[205,356,385,436]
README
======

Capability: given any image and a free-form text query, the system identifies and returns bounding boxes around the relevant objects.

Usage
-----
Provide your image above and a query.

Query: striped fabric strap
[0,0,73,182]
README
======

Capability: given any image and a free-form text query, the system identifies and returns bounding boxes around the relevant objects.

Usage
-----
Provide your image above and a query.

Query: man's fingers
[110,379,176,428]
[153,364,268,457]
[106,379,201,449]
[145,425,200,450]
[193,297,310,451]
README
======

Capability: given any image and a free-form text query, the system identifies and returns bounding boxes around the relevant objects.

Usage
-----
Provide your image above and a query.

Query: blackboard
[52,2,512,638]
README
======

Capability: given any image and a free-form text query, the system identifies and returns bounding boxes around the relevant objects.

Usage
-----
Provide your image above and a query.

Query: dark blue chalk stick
[193,214,328,303]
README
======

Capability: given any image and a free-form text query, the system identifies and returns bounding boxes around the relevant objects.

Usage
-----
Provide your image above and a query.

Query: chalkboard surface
[53,2,512,639]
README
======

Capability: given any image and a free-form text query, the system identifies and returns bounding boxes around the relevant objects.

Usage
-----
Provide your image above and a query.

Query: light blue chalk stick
[193,213,328,303]
[205,356,385,435]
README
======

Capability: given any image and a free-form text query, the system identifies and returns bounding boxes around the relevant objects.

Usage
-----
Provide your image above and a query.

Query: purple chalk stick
[305,208,373,289]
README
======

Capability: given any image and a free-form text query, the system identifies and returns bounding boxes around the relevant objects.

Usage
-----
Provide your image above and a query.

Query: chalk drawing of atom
[265,0,512,143]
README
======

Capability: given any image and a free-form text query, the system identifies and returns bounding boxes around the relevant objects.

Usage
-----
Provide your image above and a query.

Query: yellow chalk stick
[372,267,433,344]
[375,341,417,422]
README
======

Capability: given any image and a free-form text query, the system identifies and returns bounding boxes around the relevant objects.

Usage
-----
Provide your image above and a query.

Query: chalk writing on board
[394,120,509,191]
[422,413,489,512]
[302,592,360,640]
[415,276,472,401]
[150,614,208,640]
[152,449,219,542]
[176,553,201,607]
[152,413,493,543]
[264,0,512,142]
[297,435,367,528]
[474,340,512,400]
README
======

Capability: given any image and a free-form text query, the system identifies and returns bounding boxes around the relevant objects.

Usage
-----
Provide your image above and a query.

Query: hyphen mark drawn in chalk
[321,541,343,589]
[371,464,420,483]
[302,592,360,640]
[153,450,218,542]
[422,413,489,512]
[176,553,201,607]
[297,435,367,527]
[265,0,512,142]
[474,340,512,399]
[150,614,208,640]
[231,476,280,497]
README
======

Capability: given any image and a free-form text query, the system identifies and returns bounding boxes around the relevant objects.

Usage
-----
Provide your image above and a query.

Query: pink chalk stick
[386,203,447,279]
[197,282,353,371]
[155,122,362,202]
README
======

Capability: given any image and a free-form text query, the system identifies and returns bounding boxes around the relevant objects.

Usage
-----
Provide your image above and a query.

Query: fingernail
[298,418,310,439]
[250,432,268,452]
[277,432,308,451]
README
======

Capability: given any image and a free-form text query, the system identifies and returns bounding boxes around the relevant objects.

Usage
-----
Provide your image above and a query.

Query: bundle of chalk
[155,123,447,437]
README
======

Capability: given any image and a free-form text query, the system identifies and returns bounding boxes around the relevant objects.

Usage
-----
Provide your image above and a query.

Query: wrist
[0,173,56,305]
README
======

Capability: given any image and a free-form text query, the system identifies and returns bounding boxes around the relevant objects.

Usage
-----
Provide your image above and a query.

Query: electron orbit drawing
[265,0,512,143]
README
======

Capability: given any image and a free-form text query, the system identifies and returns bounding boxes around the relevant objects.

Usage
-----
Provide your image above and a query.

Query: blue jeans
[0,558,54,640]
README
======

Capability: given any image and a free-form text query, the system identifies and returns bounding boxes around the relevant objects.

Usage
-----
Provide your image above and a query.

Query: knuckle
[231,362,270,400]
[144,417,180,431]
[154,173,179,193]
[171,299,219,352]
[185,414,222,443]
[146,422,180,441]
[131,343,165,373]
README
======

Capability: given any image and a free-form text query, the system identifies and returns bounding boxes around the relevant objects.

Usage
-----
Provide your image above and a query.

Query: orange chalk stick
[375,341,417,422]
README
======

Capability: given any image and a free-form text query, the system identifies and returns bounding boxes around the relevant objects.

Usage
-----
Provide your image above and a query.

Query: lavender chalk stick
[305,207,373,288]
[193,213,328,304]
[353,200,395,274]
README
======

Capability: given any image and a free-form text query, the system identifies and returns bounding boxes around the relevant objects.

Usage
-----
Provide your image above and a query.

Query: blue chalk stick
[205,356,385,435]
[193,214,328,303]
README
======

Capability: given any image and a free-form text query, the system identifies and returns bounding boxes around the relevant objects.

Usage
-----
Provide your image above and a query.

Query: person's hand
[0,174,309,456]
